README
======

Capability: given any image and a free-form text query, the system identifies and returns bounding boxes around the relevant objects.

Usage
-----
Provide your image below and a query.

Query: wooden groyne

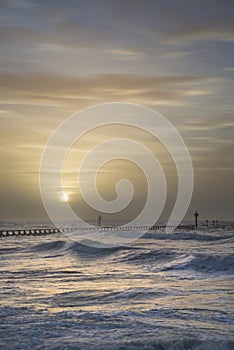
[0,224,194,238]
[0,228,64,237]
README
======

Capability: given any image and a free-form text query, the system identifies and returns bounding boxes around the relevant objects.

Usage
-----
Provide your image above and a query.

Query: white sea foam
[0,222,233,349]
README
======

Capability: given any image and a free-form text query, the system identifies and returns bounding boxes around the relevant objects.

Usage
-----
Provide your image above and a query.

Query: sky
[0,0,234,224]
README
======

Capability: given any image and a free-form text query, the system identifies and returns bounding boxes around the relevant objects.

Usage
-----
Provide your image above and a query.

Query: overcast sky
[0,0,233,223]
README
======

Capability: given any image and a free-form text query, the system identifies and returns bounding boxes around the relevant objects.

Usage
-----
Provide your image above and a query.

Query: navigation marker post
[194,210,199,229]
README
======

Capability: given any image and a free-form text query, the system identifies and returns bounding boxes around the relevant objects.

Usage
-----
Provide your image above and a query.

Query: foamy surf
[0,222,233,349]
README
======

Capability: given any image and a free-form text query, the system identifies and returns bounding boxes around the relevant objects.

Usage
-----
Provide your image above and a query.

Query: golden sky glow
[0,0,233,222]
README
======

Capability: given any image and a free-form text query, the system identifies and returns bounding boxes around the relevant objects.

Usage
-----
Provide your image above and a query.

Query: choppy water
[0,222,233,350]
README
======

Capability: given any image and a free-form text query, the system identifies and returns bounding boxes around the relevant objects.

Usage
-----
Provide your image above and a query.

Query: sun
[61,193,68,202]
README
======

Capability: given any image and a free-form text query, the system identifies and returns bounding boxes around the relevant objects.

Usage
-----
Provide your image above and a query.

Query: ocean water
[0,222,233,350]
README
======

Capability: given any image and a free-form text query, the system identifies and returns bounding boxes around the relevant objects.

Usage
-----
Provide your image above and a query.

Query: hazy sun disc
[61,193,68,202]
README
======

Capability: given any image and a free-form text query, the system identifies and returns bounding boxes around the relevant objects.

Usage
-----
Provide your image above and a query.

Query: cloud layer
[0,0,233,221]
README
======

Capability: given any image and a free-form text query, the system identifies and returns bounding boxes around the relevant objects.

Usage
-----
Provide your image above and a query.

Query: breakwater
[0,224,194,237]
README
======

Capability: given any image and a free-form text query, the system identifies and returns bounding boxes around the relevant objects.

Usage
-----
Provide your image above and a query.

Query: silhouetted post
[97,215,102,227]
[206,219,209,227]
[194,210,199,229]
[212,220,215,227]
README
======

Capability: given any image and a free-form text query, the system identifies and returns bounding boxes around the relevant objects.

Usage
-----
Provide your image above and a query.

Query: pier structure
[0,224,194,238]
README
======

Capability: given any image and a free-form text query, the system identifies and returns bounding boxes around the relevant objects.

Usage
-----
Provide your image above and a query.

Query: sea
[0,221,233,350]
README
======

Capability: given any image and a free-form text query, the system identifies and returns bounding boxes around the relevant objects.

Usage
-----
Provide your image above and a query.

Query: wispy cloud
[165,27,234,45]
[0,71,219,108]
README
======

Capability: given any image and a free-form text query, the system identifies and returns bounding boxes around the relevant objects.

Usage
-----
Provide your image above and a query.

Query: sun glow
[61,193,68,202]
